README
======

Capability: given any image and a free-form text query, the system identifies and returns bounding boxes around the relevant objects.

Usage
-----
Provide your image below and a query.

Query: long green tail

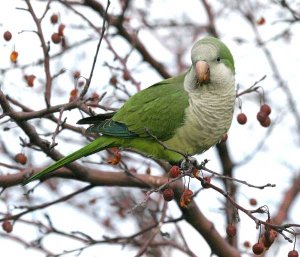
[23,136,116,185]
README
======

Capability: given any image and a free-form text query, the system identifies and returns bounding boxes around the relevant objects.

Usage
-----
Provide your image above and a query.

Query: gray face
[191,43,219,65]
[191,37,235,74]
[184,42,234,93]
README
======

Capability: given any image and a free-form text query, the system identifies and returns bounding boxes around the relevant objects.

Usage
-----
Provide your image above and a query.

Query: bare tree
[0,0,299,256]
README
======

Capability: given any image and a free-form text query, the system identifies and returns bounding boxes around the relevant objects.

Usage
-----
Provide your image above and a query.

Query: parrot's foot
[180,157,209,171]
[180,156,198,170]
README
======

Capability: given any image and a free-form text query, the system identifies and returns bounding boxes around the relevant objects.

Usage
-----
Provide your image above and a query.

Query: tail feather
[23,136,115,185]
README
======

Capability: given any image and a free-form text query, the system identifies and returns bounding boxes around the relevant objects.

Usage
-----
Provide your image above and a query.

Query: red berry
[123,70,130,81]
[110,76,117,86]
[50,14,58,24]
[51,33,61,44]
[237,113,247,125]
[260,116,271,127]
[70,89,78,97]
[252,242,264,255]
[249,198,257,206]
[226,224,236,237]
[201,176,211,188]
[243,241,251,248]
[91,92,100,102]
[257,17,266,25]
[3,31,12,41]
[260,104,271,115]
[2,220,13,233]
[162,188,174,201]
[257,111,268,123]
[288,250,299,257]
[14,153,27,165]
[69,89,78,102]
[24,74,36,87]
[169,166,180,178]
[73,71,80,79]
[58,24,65,36]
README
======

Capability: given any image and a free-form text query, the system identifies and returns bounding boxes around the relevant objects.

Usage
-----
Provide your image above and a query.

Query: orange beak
[195,60,210,84]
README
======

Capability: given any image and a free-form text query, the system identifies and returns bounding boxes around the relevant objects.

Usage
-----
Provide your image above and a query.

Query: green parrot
[23,36,235,184]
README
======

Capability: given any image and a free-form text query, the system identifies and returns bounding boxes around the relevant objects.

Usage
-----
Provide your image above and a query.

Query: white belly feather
[165,64,235,155]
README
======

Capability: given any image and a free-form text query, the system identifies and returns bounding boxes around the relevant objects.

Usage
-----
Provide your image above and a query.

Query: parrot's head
[184,36,235,92]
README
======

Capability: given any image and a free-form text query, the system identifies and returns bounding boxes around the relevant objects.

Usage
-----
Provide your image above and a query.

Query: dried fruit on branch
[14,153,27,165]
[10,50,18,63]
[252,242,264,255]
[162,188,174,201]
[2,220,13,233]
[180,189,193,208]
[3,31,12,41]
[169,165,180,178]
[107,148,121,165]
[24,75,36,87]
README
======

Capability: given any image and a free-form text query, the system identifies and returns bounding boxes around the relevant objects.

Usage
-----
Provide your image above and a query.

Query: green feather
[23,36,236,185]
[85,119,137,138]
[23,74,188,184]
[77,112,116,124]
[23,136,116,185]
[113,73,189,139]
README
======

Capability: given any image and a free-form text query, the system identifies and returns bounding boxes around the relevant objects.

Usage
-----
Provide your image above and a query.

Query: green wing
[77,112,137,138]
[78,73,189,141]
[112,73,189,140]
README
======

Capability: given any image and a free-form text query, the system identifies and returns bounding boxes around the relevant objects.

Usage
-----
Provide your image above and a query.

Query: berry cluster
[162,165,194,208]
[161,165,212,209]
[48,13,66,49]
[225,211,298,256]
[3,30,40,86]
[3,30,18,63]
[237,103,272,128]
[256,104,271,127]
[51,23,65,44]
[250,219,298,256]
[162,165,181,202]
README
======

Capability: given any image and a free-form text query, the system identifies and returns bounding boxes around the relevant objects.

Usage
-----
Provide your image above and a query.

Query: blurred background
[0,0,300,256]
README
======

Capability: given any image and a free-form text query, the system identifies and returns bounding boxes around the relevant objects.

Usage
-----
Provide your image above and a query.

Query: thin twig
[24,0,52,106]
[236,75,267,98]
[50,107,66,149]
[0,185,94,222]
[80,0,111,98]
[202,166,276,189]
[134,201,168,257]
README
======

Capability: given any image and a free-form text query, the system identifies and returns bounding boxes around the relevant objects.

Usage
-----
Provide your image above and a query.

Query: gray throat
[165,67,235,155]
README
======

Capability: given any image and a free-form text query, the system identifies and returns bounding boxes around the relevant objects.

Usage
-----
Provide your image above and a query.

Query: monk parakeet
[23,36,235,184]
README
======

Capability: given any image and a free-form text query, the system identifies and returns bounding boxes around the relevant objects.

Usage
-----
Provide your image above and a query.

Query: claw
[180,156,198,170]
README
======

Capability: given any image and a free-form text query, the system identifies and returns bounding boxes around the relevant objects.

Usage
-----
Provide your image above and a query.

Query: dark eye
[216,56,221,62]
